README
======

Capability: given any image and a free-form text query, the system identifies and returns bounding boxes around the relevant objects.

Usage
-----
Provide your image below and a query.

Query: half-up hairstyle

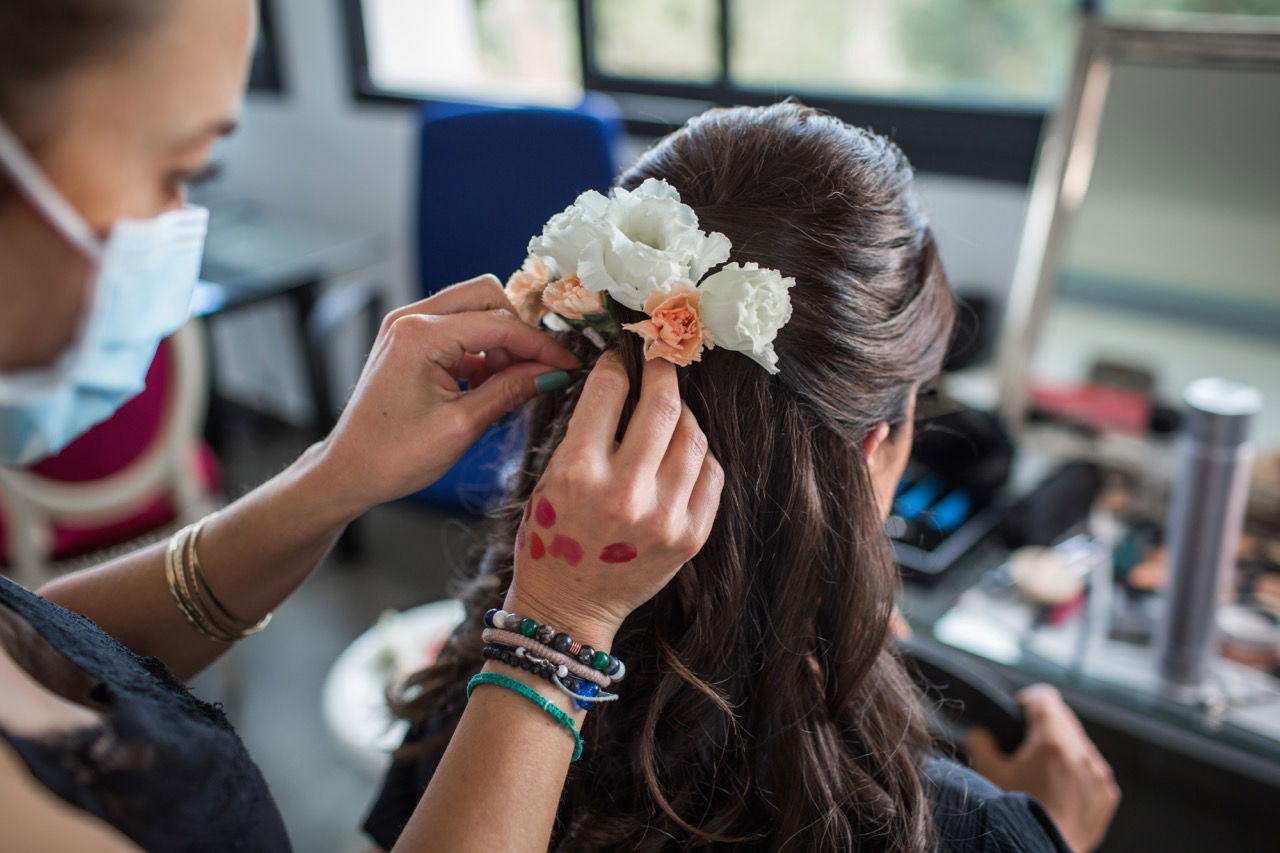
[394,101,956,852]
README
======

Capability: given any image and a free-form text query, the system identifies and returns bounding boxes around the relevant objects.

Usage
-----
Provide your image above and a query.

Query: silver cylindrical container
[1156,378,1261,687]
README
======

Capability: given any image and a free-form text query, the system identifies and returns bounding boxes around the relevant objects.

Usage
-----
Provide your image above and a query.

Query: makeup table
[898,424,1280,852]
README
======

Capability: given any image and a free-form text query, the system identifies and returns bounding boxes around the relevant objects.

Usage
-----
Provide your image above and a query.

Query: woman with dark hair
[365,103,1120,852]
[1,2,719,850]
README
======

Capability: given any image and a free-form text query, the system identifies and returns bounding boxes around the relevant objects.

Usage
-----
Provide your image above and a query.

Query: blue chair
[409,95,622,513]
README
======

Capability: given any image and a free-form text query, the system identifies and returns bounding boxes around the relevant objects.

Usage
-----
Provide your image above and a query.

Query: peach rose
[505,256,554,326]
[620,283,710,367]
[541,275,605,320]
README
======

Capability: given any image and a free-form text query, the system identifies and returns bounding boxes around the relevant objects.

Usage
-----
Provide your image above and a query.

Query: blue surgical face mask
[0,118,208,467]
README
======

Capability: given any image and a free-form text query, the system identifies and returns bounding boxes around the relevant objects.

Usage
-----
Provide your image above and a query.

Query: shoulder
[922,755,1071,853]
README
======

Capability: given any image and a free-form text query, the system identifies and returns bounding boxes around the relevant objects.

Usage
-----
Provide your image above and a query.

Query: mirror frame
[994,14,1280,432]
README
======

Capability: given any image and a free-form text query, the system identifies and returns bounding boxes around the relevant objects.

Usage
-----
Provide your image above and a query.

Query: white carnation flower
[697,262,795,374]
[526,188,611,281]
[527,178,731,311]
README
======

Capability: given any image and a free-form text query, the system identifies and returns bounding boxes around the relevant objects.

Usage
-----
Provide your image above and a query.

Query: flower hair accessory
[505,178,795,374]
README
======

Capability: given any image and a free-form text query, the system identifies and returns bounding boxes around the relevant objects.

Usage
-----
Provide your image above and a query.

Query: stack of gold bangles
[165,516,272,643]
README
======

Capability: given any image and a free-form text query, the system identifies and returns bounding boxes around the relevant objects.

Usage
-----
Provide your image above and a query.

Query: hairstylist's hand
[503,352,724,648]
[967,684,1120,853]
[314,275,579,519]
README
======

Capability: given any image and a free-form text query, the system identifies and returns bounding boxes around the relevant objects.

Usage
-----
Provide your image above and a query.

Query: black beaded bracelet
[483,643,588,692]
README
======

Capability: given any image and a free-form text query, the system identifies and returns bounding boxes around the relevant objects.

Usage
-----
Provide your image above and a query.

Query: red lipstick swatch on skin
[534,498,556,528]
[529,531,546,560]
[599,543,638,564]
[549,535,584,567]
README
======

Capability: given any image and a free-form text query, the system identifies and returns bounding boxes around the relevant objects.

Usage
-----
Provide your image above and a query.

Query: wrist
[499,594,620,652]
[281,441,366,530]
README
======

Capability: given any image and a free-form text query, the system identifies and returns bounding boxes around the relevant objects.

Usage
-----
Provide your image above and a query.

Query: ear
[862,421,891,469]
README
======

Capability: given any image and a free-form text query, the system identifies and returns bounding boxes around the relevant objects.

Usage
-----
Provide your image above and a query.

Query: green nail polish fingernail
[535,370,572,394]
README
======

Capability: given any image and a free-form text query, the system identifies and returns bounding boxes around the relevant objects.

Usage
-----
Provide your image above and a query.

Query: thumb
[966,726,1009,785]
[456,361,563,427]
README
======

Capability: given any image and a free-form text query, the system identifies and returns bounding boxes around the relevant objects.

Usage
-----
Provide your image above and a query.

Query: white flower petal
[698,262,794,374]
[526,177,741,317]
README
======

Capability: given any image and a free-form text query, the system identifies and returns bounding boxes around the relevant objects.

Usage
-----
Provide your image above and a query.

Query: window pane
[591,0,720,82]
[1106,0,1280,15]
[361,0,582,105]
[730,0,1079,106]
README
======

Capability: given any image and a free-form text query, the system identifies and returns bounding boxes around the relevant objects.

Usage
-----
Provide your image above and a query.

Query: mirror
[997,18,1280,448]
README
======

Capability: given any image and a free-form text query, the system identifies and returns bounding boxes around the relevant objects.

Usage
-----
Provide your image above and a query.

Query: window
[342,0,1280,183]
[249,0,286,93]
[347,0,582,106]
[591,0,720,83]
[729,0,1077,107]
[1106,0,1280,16]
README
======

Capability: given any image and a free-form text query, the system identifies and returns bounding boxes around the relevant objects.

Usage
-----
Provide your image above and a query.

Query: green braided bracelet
[467,671,583,761]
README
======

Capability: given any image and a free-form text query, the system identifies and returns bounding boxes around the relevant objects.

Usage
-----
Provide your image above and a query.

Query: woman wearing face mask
[0,1,723,850]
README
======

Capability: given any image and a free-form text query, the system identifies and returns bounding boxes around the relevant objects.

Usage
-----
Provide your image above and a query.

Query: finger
[485,346,514,374]
[402,275,513,318]
[450,352,493,387]
[965,727,1011,787]
[420,310,580,373]
[617,357,682,473]
[684,451,725,548]
[1016,683,1062,729]
[560,351,628,458]
[453,361,558,432]
[1022,683,1090,745]
[657,403,708,509]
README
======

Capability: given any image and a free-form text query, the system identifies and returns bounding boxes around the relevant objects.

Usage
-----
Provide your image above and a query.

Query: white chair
[0,320,220,588]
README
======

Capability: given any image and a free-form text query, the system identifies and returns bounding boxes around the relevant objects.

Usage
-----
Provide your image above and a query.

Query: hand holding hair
[502,352,725,649]
[310,274,581,519]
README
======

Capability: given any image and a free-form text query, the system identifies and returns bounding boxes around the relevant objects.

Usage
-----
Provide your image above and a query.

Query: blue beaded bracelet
[466,672,583,761]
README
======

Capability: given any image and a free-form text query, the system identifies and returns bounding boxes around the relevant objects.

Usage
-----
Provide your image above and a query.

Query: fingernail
[535,370,572,394]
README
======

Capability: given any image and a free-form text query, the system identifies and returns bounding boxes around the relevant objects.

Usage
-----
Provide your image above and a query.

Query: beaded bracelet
[484,608,625,682]
[482,643,563,684]
[551,673,618,709]
[482,628,610,687]
[483,644,619,711]
[467,672,583,761]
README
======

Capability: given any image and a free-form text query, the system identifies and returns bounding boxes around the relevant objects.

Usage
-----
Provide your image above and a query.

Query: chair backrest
[415,94,621,296]
[0,321,215,585]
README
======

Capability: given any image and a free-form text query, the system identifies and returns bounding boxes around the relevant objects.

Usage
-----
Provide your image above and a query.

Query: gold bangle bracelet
[165,526,235,644]
[164,517,271,643]
[186,517,271,636]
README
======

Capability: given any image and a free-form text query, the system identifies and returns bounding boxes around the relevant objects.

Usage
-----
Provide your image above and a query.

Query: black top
[0,575,291,852]
[365,705,1070,853]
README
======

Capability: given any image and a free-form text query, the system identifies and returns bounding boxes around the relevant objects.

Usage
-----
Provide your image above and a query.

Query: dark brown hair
[397,102,956,851]
[0,0,165,153]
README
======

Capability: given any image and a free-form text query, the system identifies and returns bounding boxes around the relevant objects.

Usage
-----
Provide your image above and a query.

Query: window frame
[249,0,288,95]
[340,0,1098,183]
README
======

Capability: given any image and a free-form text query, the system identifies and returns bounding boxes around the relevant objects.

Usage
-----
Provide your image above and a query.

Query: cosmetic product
[1216,605,1278,671]
[1008,546,1086,606]
[1156,378,1262,689]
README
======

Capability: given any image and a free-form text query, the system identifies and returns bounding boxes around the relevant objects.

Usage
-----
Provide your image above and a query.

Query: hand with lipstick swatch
[504,352,724,650]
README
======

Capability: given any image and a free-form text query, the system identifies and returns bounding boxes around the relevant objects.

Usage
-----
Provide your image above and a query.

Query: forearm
[40,442,360,679]
[394,626,615,853]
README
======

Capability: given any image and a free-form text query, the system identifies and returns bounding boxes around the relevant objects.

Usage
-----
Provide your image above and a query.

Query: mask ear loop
[0,117,103,261]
